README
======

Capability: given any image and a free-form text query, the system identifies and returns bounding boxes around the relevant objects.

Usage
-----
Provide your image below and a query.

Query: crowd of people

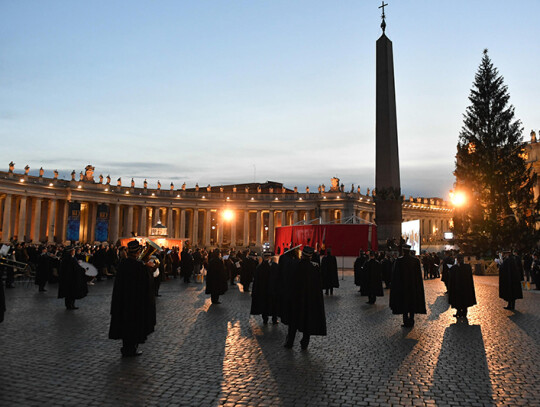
[0,239,537,355]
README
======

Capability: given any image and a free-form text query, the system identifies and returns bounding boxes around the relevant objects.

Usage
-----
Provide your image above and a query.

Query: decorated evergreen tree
[453,49,538,254]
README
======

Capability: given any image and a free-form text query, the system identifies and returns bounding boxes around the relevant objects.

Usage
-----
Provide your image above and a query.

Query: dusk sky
[1,1,539,199]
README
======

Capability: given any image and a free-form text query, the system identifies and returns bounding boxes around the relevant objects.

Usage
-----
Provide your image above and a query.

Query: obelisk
[375,2,402,248]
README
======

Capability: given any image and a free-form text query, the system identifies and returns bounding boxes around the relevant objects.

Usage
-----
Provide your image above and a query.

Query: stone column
[167,207,173,237]
[17,196,27,241]
[255,210,262,247]
[47,199,57,243]
[89,202,98,242]
[217,210,223,246]
[125,205,134,238]
[243,210,249,246]
[230,210,237,247]
[268,210,275,249]
[180,209,186,239]
[281,210,287,227]
[204,209,212,246]
[1,194,12,243]
[60,200,68,242]
[292,210,299,224]
[110,204,120,243]
[32,198,42,243]
[192,209,199,246]
[139,206,147,236]
[174,209,180,238]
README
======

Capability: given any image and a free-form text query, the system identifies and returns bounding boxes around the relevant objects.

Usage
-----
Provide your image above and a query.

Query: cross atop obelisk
[379,1,388,33]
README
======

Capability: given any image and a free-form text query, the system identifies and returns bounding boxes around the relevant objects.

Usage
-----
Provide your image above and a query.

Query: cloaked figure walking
[448,254,477,319]
[499,249,523,310]
[250,251,280,324]
[389,244,426,328]
[281,246,326,350]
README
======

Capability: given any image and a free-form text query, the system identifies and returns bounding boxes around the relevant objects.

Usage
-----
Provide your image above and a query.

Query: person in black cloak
[499,249,523,310]
[441,251,454,294]
[389,244,426,328]
[206,249,228,304]
[380,253,393,289]
[250,251,280,324]
[354,251,368,293]
[58,245,88,310]
[532,252,540,290]
[35,245,51,292]
[362,251,384,304]
[282,246,326,350]
[448,254,477,319]
[180,247,194,284]
[321,248,339,295]
[240,251,257,293]
[277,245,300,328]
[109,240,156,357]
[0,265,5,323]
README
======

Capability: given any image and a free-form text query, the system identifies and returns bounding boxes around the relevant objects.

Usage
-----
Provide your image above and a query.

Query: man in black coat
[240,251,257,293]
[282,246,326,350]
[0,266,5,323]
[180,247,194,284]
[250,251,280,324]
[109,240,156,357]
[381,253,393,289]
[389,245,426,328]
[354,251,368,293]
[321,248,339,295]
[205,249,228,304]
[448,254,477,318]
[362,251,384,304]
[499,250,523,310]
[35,246,50,292]
[278,245,300,327]
[441,251,454,294]
[57,246,88,310]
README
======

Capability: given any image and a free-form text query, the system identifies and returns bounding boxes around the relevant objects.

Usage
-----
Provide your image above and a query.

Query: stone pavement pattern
[1,273,539,407]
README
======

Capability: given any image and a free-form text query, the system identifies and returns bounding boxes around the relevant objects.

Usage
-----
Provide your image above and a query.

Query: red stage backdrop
[274,224,377,256]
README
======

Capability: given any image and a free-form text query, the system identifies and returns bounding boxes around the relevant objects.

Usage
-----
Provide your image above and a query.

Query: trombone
[0,256,31,272]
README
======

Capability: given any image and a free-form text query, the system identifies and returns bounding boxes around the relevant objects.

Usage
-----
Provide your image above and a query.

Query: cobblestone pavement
[1,272,539,407]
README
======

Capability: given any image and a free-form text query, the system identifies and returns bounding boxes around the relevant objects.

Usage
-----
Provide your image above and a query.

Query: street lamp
[449,190,466,207]
[222,209,234,221]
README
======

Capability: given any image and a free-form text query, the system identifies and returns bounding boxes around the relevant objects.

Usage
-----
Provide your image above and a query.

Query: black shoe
[122,350,143,357]
[300,344,308,350]
[272,320,279,325]
[504,306,512,310]
[39,288,47,292]
[212,301,221,304]
[155,294,161,297]
[283,342,293,349]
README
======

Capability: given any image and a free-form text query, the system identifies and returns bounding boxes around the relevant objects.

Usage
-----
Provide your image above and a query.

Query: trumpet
[137,238,162,263]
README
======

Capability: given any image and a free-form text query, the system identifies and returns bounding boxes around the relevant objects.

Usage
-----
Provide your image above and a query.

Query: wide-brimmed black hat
[402,244,412,251]
[302,246,314,257]
[127,240,142,254]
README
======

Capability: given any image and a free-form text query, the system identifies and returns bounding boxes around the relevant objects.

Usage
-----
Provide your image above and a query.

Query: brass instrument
[137,238,162,263]
[0,256,31,272]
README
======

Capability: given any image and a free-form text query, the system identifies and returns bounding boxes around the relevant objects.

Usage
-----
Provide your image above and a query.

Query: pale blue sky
[1,1,539,198]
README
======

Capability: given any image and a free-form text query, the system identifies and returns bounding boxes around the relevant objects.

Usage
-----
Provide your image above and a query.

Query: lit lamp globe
[450,191,466,207]
[222,210,234,221]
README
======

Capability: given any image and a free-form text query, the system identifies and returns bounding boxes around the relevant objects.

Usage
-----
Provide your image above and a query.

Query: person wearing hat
[250,251,280,324]
[499,249,523,310]
[389,244,426,328]
[205,248,228,304]
[109,240,156,357]
[361,251,384,304]
[441,251,454,295]
[282,246,327,350]
[35,245,51,292]
[240,251,257,293]
[449,254,477,319]
[321,248,339,295]
[57,245,88,310]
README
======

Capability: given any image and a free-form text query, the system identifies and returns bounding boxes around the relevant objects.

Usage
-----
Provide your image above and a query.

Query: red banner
[274,224,377,256]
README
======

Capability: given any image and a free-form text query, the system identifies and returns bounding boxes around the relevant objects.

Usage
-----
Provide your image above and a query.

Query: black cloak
[389,253,426,315]
[361,258,384,297]
[109,257,156,343]
[448,263,477,310]
[57,254,88,300]
[250,260,280,316]
[35,252,50,287]
[205,256,228,296]
[277,251,300,325]
[499,256,523,301]
[287,258,326,336]
[321,255,339,289]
